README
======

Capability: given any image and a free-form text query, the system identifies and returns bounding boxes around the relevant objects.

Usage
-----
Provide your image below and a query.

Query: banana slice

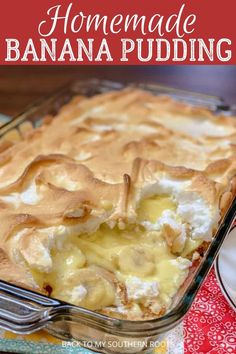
[117,246,155,277]
[52,247,86,278]
[53,267,115,310]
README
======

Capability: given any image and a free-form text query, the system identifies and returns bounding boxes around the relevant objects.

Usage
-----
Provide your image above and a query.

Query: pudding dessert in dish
[0,89,235,320]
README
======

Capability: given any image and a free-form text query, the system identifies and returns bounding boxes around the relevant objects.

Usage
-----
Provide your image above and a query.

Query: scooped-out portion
[24,192,212,320]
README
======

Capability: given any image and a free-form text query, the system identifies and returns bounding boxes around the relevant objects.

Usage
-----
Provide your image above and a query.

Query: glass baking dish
[0,79,235,354]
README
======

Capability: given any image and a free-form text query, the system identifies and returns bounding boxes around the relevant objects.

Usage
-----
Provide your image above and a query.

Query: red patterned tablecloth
[184,268,236,354]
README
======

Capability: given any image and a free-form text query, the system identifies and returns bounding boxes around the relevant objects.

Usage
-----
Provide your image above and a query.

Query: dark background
[0,65,235,117]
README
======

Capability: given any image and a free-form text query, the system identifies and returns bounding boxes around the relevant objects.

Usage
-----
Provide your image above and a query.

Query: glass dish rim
[0,78,235,335]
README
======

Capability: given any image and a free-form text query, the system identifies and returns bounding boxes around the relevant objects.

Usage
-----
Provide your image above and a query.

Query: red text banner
[0,0,235,65]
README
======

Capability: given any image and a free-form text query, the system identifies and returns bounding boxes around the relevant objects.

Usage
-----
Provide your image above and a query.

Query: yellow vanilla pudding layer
[30,194,203,319]
[0,88,236,320]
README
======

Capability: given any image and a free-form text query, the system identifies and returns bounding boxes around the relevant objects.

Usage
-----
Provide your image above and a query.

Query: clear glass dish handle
[0,281,64,334]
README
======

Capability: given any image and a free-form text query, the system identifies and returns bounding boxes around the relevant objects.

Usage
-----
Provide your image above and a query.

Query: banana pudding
[0,88,235,320]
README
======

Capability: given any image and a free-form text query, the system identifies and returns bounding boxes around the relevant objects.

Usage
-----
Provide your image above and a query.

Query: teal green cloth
[0,338,95,353]
[0,114,10,124]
